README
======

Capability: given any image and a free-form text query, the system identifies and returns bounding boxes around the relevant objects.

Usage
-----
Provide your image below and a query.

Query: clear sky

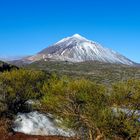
[0,0,140,62]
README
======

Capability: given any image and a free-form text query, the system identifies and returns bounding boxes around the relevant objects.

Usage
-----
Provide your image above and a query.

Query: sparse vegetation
[26,60,140,84]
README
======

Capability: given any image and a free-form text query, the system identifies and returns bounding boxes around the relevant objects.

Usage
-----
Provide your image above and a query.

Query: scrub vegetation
[0,67,139,139]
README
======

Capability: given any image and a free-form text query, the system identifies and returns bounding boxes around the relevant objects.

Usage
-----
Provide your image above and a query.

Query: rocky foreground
[0,132,78,140]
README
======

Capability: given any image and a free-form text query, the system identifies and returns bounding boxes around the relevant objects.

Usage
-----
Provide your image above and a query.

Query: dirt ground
[0,132,78,140]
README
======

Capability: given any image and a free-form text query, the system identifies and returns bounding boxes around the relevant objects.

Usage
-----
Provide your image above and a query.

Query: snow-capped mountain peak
[72,34,87,40]
[21,34,135,66]
[55,34,87,45]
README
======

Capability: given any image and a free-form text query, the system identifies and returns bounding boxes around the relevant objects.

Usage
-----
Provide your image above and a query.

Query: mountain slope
[10,34,135,66]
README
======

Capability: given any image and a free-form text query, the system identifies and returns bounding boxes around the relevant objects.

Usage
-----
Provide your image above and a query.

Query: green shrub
[41,76,140,139]
[0,69,46,114]
[41,76,111,139]
[110,79,140,139]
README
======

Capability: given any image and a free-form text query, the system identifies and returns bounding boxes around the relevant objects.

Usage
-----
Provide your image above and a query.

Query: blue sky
[0,0,140,62]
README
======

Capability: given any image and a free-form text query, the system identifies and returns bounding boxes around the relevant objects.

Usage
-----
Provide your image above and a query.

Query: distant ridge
[0,60,18,72]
